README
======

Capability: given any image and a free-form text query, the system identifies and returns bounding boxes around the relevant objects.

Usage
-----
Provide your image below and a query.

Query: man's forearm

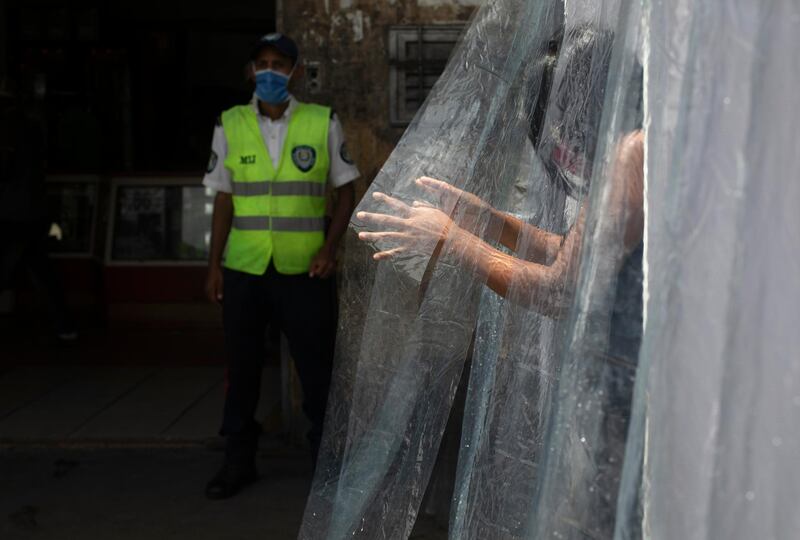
[209,192,233,267]
[324,183,355,251]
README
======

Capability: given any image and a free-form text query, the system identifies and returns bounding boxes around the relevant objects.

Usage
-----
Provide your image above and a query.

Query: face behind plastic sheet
[528,25,616,198]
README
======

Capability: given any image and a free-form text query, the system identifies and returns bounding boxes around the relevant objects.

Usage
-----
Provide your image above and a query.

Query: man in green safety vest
[202,33,358,500]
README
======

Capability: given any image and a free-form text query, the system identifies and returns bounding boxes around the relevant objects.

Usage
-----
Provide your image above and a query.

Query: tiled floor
[0,319,289,445]
[0,324,447,539]
[0,448,447,540]
[0,364,285,445]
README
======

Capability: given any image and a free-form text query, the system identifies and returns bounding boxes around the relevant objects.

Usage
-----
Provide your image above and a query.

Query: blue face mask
[254,69,291,105]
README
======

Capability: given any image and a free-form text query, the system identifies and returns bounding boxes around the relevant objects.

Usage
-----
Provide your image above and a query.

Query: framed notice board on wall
[106,177,213,265]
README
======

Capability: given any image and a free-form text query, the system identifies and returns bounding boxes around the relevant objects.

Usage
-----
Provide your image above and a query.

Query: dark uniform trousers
[0,219,72,334]
[221,262,336,465]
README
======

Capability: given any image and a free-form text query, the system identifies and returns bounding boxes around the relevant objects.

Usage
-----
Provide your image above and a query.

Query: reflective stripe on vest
[231,180,327,197]
[232,216,326,232]
[221,101,331,275]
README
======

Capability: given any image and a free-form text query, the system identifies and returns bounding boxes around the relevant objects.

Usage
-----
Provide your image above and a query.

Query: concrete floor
[1,448,310,540]
[0,448,446,540]
[0,324,448,539]
[0,327,285,446]
[0,365,228,443]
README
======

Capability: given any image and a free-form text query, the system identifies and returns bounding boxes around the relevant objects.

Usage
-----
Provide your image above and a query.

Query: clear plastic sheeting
[451,1,645,538]
[301,1,567,536]
[301,0,646,536]
[301,0,799,538]
[615,1,800,539]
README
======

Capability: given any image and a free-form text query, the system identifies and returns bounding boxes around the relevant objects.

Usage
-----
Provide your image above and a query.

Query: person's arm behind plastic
[416,176,563,264]
[357,132,644,316]
[357,193,576,316]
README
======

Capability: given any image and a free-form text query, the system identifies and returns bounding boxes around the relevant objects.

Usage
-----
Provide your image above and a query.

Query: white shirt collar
[251,94,298,122]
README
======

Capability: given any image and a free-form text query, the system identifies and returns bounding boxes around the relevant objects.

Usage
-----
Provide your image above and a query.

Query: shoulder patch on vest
[339,142,354,165]
[291,145,317,173]
[207,150,218,173]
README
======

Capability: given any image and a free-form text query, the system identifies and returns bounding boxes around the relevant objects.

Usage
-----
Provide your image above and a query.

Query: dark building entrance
[1,0,276,332]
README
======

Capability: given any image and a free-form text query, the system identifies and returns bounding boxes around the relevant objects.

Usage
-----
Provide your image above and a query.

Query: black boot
[205,461,258,500]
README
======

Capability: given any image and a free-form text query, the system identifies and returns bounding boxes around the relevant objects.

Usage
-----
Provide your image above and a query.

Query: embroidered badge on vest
[291,145,317,172]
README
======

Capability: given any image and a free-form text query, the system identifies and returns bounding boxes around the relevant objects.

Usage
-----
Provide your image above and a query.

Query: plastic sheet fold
[615,1,800,538]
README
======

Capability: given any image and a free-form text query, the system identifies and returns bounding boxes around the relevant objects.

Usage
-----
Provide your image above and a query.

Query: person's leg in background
[270,267,336,467]
[207,267,269,500]
[21,221,75,339]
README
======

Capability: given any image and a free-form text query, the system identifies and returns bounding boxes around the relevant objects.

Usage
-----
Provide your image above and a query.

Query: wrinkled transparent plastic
[615,1,800,539]
[300,0,799,538]
[301,2,575,537]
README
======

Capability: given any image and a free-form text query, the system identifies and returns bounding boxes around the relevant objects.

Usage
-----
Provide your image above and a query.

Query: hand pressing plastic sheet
[300,0,647,537]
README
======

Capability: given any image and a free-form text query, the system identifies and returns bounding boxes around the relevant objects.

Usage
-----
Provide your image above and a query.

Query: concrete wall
[278,0,481,196]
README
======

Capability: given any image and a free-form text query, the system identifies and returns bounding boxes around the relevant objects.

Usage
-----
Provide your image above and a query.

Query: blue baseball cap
[250,33,299,65]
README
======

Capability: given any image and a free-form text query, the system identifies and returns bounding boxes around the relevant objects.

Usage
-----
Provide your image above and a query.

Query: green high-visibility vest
[222,102,331,275]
